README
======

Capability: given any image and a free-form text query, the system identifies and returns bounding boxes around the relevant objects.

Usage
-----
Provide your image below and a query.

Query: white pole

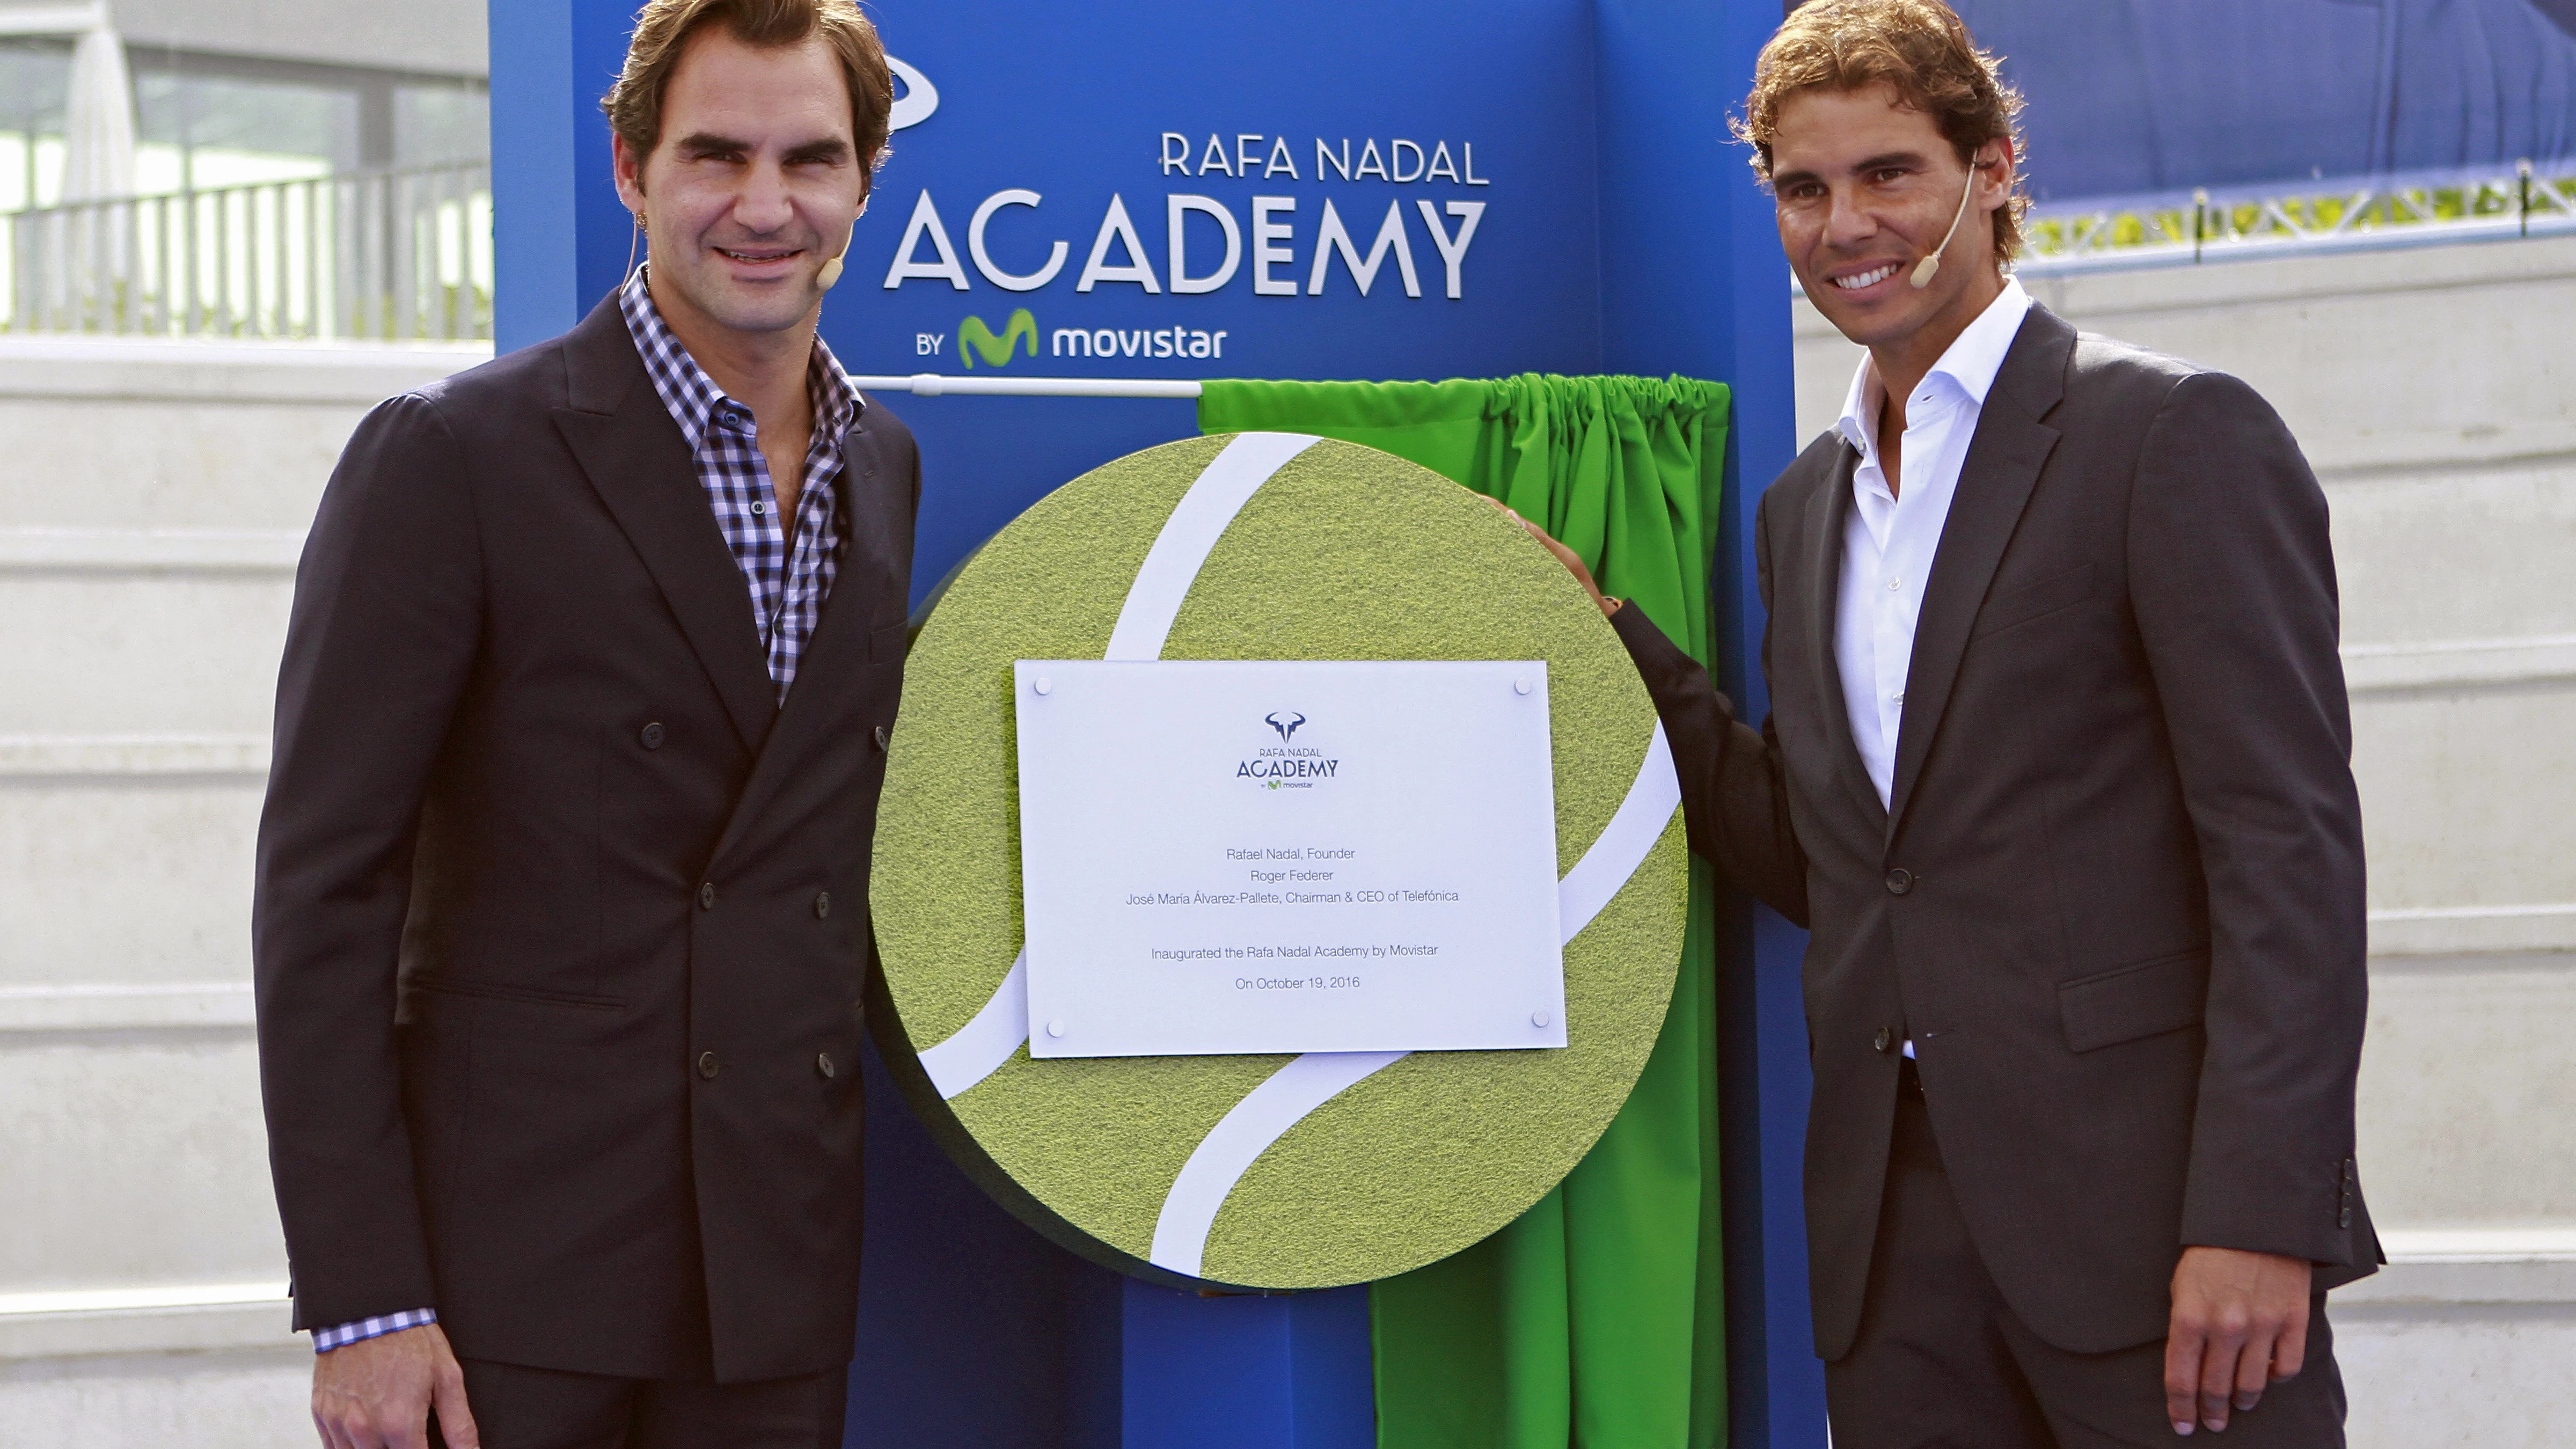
[845,374,1205,399]
[60,16,135,203]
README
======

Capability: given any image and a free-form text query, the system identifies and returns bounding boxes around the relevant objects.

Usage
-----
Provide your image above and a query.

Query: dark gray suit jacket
[254,295,918,1382]
[1614,302,2377,1359]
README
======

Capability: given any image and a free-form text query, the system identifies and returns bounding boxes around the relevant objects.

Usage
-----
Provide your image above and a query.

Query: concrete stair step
[0,569,291,736]
[0,339,481,534]
[0,773,261,984]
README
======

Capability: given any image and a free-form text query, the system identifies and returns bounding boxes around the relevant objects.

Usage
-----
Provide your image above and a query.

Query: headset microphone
[1909,163,1981,290]
[817,219,857,290]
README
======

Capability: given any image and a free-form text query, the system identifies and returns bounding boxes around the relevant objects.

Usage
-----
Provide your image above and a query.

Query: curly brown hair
[1733,0,2028,267]
[602,0,893,190]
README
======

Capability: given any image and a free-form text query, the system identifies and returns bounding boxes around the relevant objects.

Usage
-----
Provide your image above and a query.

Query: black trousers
[1825,1066,2348,1449]
[429,1357,847,1449]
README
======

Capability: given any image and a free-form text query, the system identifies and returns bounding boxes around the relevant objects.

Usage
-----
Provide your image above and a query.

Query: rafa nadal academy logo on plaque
[1240,710,1337,789]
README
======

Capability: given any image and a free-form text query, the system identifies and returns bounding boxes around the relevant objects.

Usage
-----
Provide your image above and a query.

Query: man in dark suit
[1523,2,2373,1443]
[253,3,914,1445]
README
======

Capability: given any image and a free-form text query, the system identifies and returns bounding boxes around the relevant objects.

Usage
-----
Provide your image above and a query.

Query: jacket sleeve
[253,392,484,1330]
[1607,492,1809,926]
[2128,370,2370,1268]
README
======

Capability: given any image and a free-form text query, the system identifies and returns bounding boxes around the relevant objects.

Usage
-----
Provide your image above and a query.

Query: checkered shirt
[307,274,867,1356]
[620,265,861,700]
[312,1306,438,1354]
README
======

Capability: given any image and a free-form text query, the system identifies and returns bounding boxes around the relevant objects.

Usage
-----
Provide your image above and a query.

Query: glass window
[0,40,72,211]
[152,74,357,188]
[396,82,488,168]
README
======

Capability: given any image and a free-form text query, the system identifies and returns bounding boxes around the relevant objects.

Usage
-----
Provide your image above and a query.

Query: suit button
[2339,1206,2353,1228]
[1884,868,1914,896]
[814,890,832,919]
[696,1051,720,1080]
[640,722,665,750]
[699,882,716,910]
[873,724,889,752]
[817,1052,836,1079]
[1874,1027,1893,1053]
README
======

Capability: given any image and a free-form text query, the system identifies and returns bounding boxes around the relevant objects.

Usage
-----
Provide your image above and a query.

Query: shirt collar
[618,265,865,453]
[1834,276,2033,457]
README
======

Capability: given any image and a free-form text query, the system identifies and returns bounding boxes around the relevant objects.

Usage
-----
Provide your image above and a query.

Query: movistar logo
[959,309,1037,369]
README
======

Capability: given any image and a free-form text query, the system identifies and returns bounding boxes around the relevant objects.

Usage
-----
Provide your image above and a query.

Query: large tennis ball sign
[869,433,1686,1290]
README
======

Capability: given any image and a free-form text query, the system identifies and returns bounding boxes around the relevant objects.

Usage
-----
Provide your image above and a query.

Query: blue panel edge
[488,0,579,353]
[1594,0,1827,1444]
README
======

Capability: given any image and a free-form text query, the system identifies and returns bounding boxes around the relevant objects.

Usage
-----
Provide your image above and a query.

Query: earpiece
[1909,162,1983,290]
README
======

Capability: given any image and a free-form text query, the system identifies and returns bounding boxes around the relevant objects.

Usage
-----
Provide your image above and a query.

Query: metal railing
[2020,159,2576,274]
[2,163,492,342]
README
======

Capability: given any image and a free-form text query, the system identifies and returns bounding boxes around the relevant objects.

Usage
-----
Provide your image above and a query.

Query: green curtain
[1198,376,1731,1449]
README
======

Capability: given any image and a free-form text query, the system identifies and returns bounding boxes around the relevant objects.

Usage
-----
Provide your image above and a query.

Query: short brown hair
[603,0,894,189]
[1735,0,2028,267]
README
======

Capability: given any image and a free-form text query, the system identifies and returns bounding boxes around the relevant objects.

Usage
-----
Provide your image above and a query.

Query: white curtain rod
[845,374,1204,399]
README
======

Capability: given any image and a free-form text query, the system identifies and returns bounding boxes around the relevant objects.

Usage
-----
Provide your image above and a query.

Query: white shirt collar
[1834,276,2033,458]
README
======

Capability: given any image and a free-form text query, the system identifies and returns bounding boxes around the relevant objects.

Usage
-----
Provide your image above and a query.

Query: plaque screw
[1532,1010,1553,1028]
[1513,677,1532,695]
[1046,1019,1065,1037]
[1033,676,1053,696]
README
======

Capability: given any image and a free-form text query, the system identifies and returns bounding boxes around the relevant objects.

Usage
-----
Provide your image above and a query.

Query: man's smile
[1825,260,1902,294]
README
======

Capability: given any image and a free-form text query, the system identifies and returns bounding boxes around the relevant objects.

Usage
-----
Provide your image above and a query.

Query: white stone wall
[0,339,485,1446]
[1797,235,2576,1447]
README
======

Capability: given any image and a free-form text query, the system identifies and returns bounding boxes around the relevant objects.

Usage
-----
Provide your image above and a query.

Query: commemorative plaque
[869,433,1686,1289]
[1014,659,1567,1059]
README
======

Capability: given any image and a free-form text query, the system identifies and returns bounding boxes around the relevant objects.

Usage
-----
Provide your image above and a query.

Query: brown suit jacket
[1614,302,2377,1358]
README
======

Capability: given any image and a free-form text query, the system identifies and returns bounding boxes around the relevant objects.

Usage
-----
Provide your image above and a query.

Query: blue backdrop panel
[833,0,1604,605]
[848,1038,1124,1449]
[489,1,1819,1443]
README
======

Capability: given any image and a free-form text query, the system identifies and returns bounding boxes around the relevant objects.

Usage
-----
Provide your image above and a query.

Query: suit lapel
[551,296,776,758]
[1885,305,2074,835]
[1802,448,1894,830]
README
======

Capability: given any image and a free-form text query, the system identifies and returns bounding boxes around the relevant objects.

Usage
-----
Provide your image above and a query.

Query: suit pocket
[868,619,910,664]
[407,975,624,1042]
[1972,564,2093,639]
[2058,947,2208,1053]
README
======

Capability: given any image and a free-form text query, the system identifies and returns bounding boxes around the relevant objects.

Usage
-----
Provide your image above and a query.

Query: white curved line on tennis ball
[1151,1050,1410,1278]
[1555,723,1682,935]
[920,948,1028,1100]
[1106,431,1321,660]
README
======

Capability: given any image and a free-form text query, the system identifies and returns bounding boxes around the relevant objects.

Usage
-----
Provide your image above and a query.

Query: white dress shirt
[1833,277,2033,810]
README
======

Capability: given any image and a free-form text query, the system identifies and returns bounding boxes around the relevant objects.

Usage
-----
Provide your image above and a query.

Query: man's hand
[2164,1246,2312,1436]
[1487,499,1619,617]
[312,1323,477,1449]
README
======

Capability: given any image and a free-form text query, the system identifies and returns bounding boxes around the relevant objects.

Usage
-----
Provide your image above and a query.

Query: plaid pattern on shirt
[620,265,862,700]
[312,1306,437,1353]
[306,273,869,1353]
